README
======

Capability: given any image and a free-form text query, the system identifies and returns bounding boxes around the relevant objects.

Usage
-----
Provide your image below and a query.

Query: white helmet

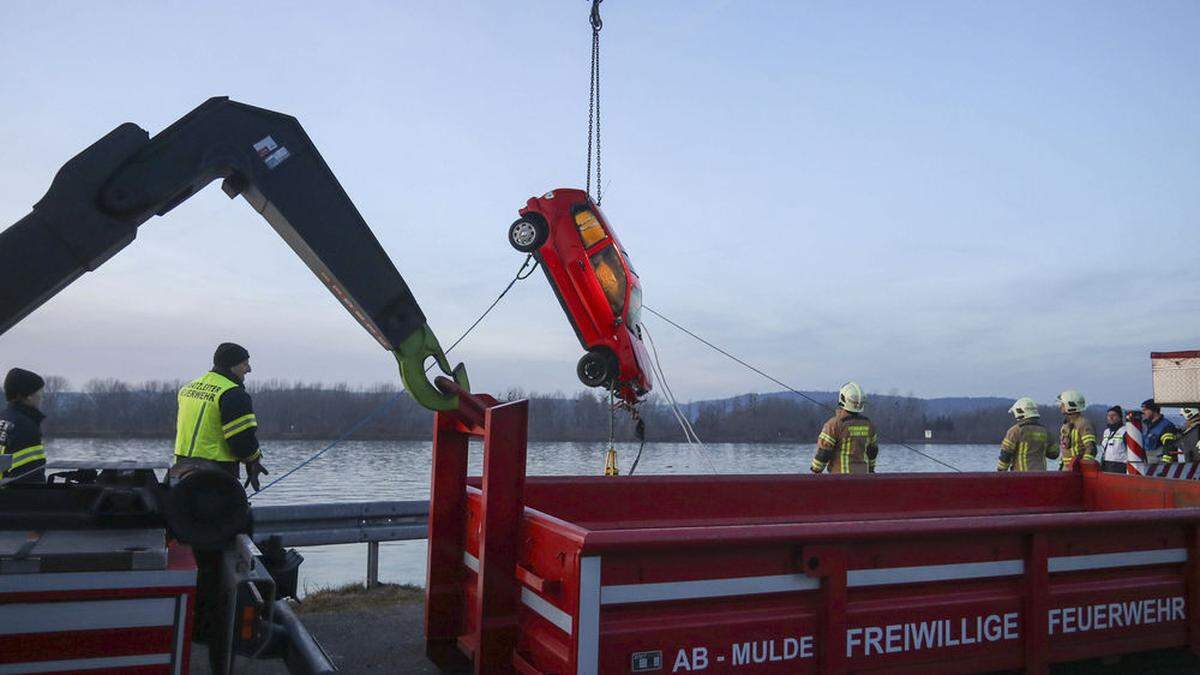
[838,381,865,413]
[1057,389,1086,414]
[1183,408,1200,421]
[1009,397,1040,421]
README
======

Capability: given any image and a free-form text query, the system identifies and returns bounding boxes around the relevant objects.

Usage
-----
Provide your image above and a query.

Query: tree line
[34,377,1108,445]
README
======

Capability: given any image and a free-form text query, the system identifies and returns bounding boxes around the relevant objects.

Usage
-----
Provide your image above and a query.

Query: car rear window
[590,246,627,316]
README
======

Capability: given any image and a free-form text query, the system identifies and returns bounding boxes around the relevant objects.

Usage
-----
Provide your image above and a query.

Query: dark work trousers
[1101,460,1126,474]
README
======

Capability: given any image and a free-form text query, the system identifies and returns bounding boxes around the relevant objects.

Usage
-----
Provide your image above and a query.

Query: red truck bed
[424,396,1200,675]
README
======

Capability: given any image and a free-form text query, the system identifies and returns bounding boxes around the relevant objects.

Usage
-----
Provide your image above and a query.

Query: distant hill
[685,391,1018,417]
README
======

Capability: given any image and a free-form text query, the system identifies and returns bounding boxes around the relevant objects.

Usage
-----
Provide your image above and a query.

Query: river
[47,438,1003,594]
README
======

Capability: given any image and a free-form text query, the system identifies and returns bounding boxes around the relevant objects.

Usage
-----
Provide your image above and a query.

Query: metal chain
[586,0,603,205]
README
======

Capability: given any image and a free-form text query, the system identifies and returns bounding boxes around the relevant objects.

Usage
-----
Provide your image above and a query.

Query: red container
[0,538,196,674]
[425,396,1200,675]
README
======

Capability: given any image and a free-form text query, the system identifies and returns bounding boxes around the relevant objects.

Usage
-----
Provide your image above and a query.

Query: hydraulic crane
[0,97,474,675]
[0,96,468,411]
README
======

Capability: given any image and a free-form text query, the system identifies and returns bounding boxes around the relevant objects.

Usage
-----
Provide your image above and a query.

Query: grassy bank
[292,582,423,614]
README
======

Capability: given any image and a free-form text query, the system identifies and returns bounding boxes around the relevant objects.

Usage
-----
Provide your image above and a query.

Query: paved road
[193,601,1200,674]
[191,601,463,674]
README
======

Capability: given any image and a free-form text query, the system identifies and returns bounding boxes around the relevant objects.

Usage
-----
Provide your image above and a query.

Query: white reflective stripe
[462,551,573,635]
[1049,548,1187,572]
[0,597,176,635]
[577,556,601,675]
[521,587,572,635]
[0,653,171,674]
[601,573,819,605]
[173,594,189,675]
[0,569,196,594]
[848,559,1024,587]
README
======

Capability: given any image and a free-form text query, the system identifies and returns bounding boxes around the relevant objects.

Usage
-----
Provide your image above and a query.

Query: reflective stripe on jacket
[813,411,878,474]
[1144,416,1180,463]
[1059,414,1096,469]
[998,420,1054,471]
[1100,426,1127,463]
[175,372,257,463]
[0,402,46,483]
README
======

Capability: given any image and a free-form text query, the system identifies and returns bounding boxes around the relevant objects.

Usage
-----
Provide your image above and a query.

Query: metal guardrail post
[367,541,380,588]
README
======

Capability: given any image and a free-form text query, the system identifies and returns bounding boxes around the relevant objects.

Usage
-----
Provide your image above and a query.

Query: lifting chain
[586,0,603,205]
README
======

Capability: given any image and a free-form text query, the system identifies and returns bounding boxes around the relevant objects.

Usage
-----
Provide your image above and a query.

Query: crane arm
[0,97,466,410]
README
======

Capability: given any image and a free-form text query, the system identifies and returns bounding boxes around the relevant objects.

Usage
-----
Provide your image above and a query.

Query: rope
[643,305,963,473]
[643,322,717,474]
[254,255,538,496]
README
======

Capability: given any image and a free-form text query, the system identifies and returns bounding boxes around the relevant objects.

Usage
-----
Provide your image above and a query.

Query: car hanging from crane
[508,188,653,405]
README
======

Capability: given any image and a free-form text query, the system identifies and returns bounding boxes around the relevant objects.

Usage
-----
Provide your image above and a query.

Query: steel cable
[643,305,963,473]
[253,255,539,496]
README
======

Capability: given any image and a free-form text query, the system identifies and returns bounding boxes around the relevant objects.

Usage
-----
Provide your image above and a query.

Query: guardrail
[252,500,429,587]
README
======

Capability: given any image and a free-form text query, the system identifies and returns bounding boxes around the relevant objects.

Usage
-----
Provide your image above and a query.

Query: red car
[508,188,653,403]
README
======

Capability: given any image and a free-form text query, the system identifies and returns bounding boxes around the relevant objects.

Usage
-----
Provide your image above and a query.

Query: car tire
[508,214,549,253]
[577,348,616,389]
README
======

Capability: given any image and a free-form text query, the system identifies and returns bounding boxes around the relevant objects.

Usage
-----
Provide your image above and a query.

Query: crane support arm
[0,97,466,410]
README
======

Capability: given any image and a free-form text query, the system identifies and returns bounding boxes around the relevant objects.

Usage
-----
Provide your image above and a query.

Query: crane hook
[590,0,603,32]
[393,323,470,412]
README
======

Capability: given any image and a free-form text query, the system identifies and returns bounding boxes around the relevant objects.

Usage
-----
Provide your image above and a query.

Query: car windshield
[620,247,637,277]
[627,284,642,329]
[590,245,627,316]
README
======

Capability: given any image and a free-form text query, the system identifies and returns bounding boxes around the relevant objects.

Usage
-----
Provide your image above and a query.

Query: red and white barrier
[1147,463,1200,480]
[1126,417,1146,476]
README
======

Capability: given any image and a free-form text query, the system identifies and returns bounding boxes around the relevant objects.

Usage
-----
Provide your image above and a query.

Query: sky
[0,1,1196,408]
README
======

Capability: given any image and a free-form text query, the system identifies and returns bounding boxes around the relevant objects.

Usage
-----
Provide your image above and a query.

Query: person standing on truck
[1180,408,1200,463]
[811,381,879,474]
[1098,406,1128,474]
[997,397,1058,471]
[0,368,47,484]
[1141,399,1181,464]
[1056,389,1096,470]
[174,343,269,492]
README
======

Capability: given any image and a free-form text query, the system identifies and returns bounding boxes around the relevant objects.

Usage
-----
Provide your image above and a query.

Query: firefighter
[1056,389,1096,470]
[1141,399,1181,464]
[997,397,1058,471]
[0,368,47,484]
[1181,408,1200,464]
[174,343,269,492]
[811,381,879,474]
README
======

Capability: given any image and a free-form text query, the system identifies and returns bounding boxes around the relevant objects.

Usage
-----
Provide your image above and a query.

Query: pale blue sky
[0,1,1196,407]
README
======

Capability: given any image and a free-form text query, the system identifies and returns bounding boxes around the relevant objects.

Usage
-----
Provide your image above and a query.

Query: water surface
[49,438,1002,594]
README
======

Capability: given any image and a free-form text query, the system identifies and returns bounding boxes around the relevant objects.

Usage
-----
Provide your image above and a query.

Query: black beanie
[213,343,250,370]
[5,368,45,402]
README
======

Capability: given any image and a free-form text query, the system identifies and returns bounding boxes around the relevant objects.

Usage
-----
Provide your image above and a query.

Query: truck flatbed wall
[427,399,1200,675]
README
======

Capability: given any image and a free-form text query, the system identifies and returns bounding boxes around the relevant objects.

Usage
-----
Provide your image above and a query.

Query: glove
[244,460,269,493]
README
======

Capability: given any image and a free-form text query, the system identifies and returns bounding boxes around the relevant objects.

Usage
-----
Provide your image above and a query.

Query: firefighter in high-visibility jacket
[174,343,269,492]
[0,368,48,484]
[811,381,879,474]
[997,397,1058,471]
[1181,408,1200,464]
[1056,389,1096,470]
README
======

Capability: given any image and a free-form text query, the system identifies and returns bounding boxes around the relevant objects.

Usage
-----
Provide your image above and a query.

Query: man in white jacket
[1099,406,1128,474]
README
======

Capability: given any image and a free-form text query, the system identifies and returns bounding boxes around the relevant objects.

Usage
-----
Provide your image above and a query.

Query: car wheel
[508,214,549,253]
[577,349,616,389]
